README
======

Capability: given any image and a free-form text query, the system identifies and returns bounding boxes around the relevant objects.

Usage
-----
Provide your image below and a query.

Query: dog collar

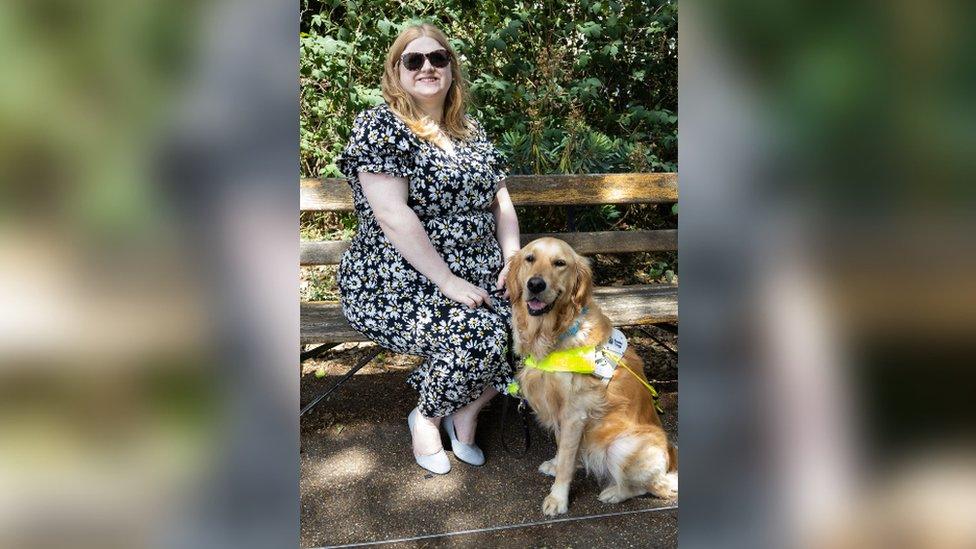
[557,306,590,340]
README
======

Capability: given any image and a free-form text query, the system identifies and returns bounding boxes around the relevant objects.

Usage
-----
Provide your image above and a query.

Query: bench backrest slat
[301,229,677,265]
[301,173,677,212]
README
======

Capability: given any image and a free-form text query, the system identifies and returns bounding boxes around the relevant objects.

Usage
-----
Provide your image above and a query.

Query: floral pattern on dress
[336,102,513,418]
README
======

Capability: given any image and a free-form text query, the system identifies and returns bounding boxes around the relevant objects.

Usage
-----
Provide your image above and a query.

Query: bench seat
[301,284,677,345]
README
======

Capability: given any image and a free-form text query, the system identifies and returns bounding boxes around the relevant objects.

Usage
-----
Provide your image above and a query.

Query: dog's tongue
[527,298,547,311]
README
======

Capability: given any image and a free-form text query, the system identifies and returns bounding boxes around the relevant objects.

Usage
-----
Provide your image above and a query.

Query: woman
[336,23,521,475]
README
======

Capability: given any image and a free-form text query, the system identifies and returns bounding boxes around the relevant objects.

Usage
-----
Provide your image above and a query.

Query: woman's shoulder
[354,102,400,128]
[346,103,418,157]
[463,112,484,130]
[349,103,414,142]
[462,114,489,141]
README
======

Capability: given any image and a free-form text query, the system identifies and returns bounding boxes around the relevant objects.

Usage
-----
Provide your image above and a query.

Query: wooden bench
[299,173,678,413]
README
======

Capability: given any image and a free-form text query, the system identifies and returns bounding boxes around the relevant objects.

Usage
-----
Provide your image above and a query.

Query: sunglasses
[398,49,452,71]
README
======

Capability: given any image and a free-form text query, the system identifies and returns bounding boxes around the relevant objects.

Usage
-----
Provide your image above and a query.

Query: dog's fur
[506,237,678,516]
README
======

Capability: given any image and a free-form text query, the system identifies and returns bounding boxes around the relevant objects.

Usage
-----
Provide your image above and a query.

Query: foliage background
[300,0,677,301]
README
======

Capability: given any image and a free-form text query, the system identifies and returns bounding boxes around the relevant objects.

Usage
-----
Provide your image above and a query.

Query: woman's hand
[495,261,511,300]
[438,275,491,309]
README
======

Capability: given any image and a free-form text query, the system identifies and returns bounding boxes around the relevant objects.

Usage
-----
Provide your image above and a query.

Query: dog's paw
[650,472,678,499]
[598,485,630,504]
[542,493,568,516]
[538,459,556,477]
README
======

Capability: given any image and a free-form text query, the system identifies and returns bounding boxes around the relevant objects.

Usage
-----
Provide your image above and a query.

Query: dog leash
[499,392,532,456]
[485,287,533,456]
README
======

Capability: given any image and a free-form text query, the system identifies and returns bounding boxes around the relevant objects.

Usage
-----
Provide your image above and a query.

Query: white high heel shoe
[443,414,485,466]
[407,408,451,475]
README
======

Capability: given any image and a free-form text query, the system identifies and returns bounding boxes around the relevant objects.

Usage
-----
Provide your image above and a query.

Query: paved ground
[300,344,678,548]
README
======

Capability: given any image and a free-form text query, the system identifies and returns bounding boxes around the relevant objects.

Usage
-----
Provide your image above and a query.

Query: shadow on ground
[300,334,679,548]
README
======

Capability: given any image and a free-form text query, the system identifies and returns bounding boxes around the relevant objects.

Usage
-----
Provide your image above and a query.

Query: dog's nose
[527,276,546,294]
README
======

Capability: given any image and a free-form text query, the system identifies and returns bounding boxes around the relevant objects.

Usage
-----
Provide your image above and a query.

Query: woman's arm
[491,181,521,295]
[359,171,491,309]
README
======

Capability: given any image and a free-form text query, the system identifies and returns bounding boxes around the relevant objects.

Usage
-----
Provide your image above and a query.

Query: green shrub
[300,0,678,292]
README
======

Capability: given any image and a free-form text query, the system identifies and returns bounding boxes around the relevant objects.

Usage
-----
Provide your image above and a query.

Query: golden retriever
[505,237,678,516]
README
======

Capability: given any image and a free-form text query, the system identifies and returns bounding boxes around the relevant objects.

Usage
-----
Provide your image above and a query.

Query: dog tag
[604,328,628,357]
[592,354,616,379]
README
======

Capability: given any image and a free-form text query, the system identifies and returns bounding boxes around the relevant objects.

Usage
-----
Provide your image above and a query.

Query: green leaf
[321,37,338,55]
[580,21,602,38]
[298,0,676,226]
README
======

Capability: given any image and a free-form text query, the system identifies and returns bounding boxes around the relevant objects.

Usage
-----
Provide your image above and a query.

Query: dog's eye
[553,259,566,267]
[525,255,535,263]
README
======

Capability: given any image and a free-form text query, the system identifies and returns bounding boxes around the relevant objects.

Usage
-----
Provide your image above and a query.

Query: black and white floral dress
[336,102,515,418]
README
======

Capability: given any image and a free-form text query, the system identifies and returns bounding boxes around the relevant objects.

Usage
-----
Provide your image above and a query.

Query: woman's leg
[410,410,443,456]
[449,386,499,444]
[407,298,513,449]
[447,304,514,444]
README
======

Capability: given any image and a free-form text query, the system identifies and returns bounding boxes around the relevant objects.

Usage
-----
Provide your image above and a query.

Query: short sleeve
[475,122,509,191]
[490,146,509,180]
[337,107,414,180]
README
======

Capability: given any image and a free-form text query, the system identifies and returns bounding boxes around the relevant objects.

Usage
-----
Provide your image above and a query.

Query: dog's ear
[505,249,523,303]
[572,253,593,309]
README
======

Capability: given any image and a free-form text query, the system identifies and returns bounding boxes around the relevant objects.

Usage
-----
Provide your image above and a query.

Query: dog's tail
[647,444,679,498]
[667,443,678,473]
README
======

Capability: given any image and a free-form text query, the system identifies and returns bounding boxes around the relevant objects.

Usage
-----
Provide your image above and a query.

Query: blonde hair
[381,23,475,147]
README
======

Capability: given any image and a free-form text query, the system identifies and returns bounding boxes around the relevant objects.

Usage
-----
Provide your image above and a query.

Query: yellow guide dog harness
[512,309,661,411]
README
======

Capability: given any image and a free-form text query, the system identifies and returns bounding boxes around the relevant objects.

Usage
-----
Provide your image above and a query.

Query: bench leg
[640,325,679,357]
[300,342,340,362]
[655,322,679,335]
[300,347,383,417]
